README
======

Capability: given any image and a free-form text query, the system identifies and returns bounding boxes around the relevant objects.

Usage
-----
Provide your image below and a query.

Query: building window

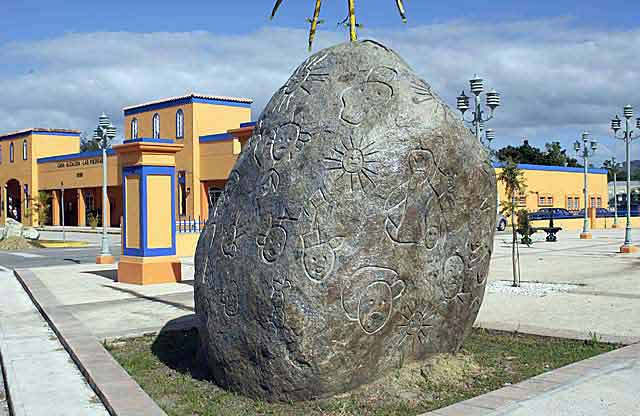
[0,145,3,164]
[176,109,184,139]
[131,118,138,139]
[597,197,602,208]
[516,193,526,206]
[178,171,187,217]
[9,143,14,163]
[152,113,160,138]
[567,196,580,210]
[22,140,27,160]
[538,195,553,207]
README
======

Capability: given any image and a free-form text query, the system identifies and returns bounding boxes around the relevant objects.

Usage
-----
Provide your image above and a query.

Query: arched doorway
[6,179,21,222]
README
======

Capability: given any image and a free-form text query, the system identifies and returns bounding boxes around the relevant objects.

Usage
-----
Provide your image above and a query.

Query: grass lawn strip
[106,328,618,416]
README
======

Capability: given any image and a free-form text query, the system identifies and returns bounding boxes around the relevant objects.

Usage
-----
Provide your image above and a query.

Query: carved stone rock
[194,40,496,401]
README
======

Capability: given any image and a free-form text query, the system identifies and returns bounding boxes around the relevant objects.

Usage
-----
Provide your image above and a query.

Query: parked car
[496,214,507,231]
[528,208,576,220]
[576,208,614,217]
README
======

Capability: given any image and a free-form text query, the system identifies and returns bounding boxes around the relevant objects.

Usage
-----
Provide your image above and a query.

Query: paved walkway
[28,259,195,339]
[0,267,109,416]
[477,228,640,344]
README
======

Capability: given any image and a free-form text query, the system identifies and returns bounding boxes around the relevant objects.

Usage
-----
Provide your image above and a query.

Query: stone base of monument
[117,256,181,285]
[579,232,592,240]
[96,255,115,264]
[620,245,638,254]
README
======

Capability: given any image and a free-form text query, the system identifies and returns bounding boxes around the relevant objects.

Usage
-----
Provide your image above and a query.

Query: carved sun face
[397,305,434,353]
[325,137,378,192]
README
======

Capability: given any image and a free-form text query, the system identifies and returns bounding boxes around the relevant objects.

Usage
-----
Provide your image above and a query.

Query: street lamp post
[484,128,501,218]
[611,156,619,228]
[93,114,117,264]
[574,132,597,240]
[456,75,501,141]
[611,105,640,253]
[61,181,65,242]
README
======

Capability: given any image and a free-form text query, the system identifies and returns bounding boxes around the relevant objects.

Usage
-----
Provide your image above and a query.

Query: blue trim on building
[199,132,233,143]
[123,165,176,258]
[123,137,174,144]
[239,121,257,128]
[37,149,116,164]
[124,96,251,116]
[0,130,80,142]
[491,162,607,175]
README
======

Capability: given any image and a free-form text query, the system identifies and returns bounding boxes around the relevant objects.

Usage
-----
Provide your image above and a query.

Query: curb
[13,268,166,416]
[419,340,640,415]
[475,320,640,346]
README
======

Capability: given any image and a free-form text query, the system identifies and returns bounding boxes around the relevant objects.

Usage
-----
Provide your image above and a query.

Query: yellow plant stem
[308,0,322,51]
[348,0,357,41]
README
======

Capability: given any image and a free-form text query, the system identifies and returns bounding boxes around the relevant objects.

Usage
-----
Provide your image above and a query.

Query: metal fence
[176,217,205,233]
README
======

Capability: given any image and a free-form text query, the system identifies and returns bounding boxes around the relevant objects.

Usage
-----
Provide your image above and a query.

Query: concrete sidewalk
[0,267,109,416]
[477,229,640,344]
[27,259,195,340]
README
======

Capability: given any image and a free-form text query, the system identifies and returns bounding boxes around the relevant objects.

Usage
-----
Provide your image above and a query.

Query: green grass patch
[107,328,619,416]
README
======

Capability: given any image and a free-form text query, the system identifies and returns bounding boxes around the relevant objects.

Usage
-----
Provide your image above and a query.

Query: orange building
[0,93,254,227]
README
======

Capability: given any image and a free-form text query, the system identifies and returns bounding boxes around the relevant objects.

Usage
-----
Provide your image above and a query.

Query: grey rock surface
[195,40,496,401]
[21,227,40,240]
[3,218,23,239]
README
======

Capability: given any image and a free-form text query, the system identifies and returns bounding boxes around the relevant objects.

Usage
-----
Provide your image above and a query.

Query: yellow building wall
[495,168,609,213]
[146,175,172,248]
[176,233,200,257]
[31,134,80,159]
[530,216,640,231]
[37,154,120,190]
[199,140,240,181]
[125,175,141,248]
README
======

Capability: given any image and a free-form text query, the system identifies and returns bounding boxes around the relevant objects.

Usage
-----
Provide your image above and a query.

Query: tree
[602,159,624,183]
[80,132,100,152]
[270,0,407,50]
[497,159,527,287]
[496,140,580,167]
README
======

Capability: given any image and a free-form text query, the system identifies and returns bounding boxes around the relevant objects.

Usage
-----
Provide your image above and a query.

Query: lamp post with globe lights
[456,75,501,141]
[574,132,597,240]
[93,113,117,264]
[611,105,640,253]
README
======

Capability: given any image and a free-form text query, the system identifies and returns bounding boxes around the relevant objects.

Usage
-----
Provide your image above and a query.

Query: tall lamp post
[574,132,597,240]
[611,105,640,253]
[610,156,620,228]
[456,75,501,140]
[484,128,501,218]
[93,114,116,264]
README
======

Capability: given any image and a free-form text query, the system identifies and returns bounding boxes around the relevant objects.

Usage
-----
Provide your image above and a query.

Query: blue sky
[2,1,639,164]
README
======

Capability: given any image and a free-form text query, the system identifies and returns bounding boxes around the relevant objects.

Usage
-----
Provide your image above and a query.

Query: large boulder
[195,40,496,401]
[21,227,40,240]
[3,218,23,239]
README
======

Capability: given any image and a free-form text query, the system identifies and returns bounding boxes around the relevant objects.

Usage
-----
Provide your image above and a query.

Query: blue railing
[176,217,204,233]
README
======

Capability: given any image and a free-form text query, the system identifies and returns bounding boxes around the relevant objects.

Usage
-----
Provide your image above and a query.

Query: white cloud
[0,19,639,164]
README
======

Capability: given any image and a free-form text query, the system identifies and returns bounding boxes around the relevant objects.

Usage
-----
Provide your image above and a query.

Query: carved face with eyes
[442,255,464,299]
[341,82,393,125]
[262,226,287,263]
[357,280,404,335]
[303,243,335,282]
[271,124,299,161]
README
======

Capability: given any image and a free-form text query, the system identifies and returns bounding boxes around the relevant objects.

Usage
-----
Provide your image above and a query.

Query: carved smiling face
[303,243,335,282]
[272,124,299,161]
[342,148,365,173]
[442,255,464,299]
[262,226,287,263]
[341,82,393,125]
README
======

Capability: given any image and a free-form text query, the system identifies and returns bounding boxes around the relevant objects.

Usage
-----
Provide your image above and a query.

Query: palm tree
[497,159,527,287]
[270,0,407,51]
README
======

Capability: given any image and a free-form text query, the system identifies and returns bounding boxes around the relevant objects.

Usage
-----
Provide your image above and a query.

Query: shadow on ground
[102,285,195,312]
[151,316,211,382]
[85,269,117,281]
